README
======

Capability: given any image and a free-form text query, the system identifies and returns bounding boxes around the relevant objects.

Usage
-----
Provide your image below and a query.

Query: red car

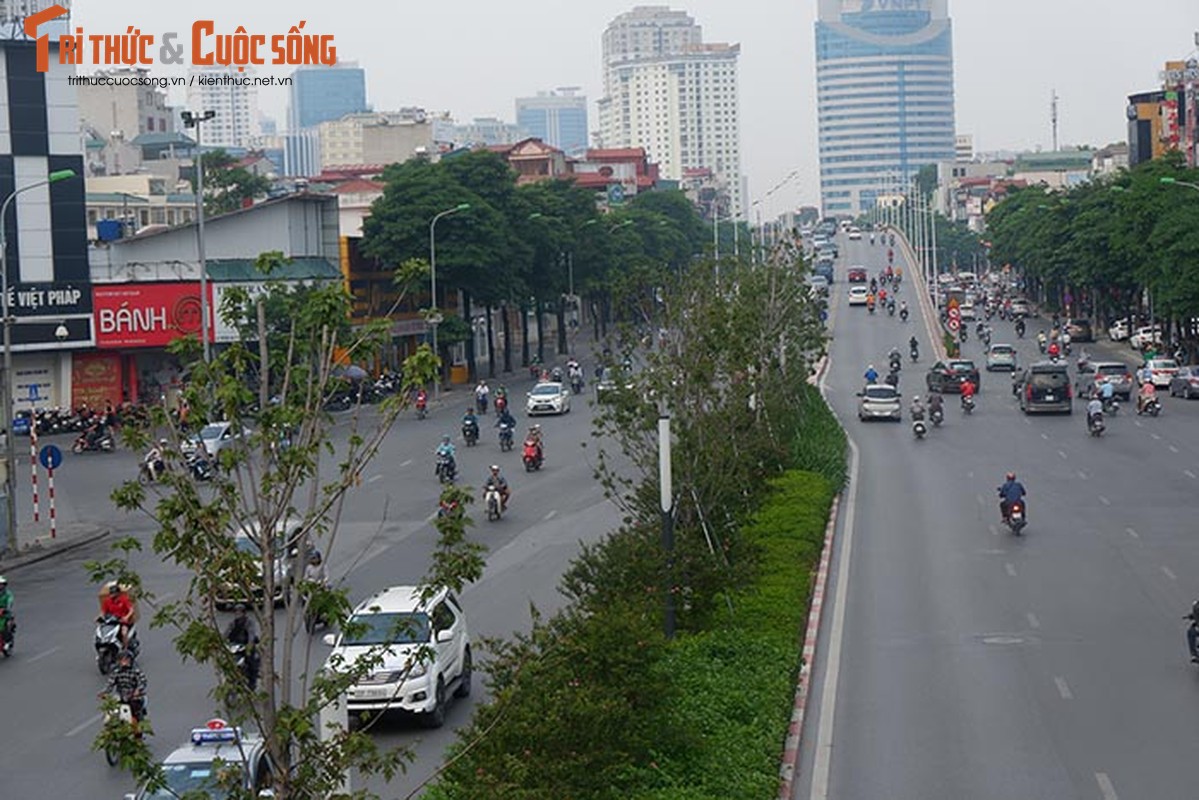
[847,267,868,284]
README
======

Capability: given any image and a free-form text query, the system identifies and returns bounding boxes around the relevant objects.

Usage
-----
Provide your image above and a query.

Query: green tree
[193,149,273,216]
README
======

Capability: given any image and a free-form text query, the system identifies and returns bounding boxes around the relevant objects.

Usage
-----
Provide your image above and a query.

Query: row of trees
[987,152,1199,346]
[359,151,715,376]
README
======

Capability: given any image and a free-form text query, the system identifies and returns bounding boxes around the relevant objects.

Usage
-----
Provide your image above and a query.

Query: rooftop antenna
[1051,89,1059,152]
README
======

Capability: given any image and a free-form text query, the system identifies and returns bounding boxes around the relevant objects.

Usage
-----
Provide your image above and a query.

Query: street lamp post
[0,168,76,555]
[658,405,675,639]
[429,203,470,399]
[181,110,216,363]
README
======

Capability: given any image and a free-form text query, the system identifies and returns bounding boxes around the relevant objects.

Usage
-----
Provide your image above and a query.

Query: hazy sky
[73,1,1199,217]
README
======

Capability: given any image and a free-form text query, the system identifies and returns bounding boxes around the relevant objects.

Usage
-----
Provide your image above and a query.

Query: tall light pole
[658,404,675,639]
[429,203,470,398]
[181,110,216,363]
[0,168,76,555]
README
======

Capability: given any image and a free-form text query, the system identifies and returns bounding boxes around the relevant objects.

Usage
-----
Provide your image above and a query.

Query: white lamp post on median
[428,203,470,399]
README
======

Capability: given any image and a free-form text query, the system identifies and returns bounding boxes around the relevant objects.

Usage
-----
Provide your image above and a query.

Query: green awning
[204,257,342,282]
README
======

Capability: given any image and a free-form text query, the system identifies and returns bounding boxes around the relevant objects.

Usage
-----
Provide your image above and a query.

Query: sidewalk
[0,521,111,572]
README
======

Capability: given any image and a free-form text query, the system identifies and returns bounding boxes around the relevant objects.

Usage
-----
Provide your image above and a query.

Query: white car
[1108,319,1132,341]
[184,421,249,459]
[960,302,976,321]
[1129,325,1163,351]
[526,381,571,415]
[325,585,471,728]
[1144,358,1179,388]
[848,286,869,306]
[125,720,272,798]
[847,227,862,240]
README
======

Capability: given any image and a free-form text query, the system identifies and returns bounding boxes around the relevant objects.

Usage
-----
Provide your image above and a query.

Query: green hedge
[630,471,834,799]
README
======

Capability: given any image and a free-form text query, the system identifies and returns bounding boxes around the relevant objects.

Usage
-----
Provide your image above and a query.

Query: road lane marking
[1096,772,1119,800]
[1099,495,1111,506]
[27,645,60,663]
[400,459,414,467]
[989,524,999,537]
[543,509,557,520]
[1126,527,1140,539]
[975,494,985,506]
[1162,566,1178,581]
[1151,433,1162,440]
[1077,470,1088,479]
[1054,676,1073,700]
[1026,612,1041,629]
[1041,433,1050,440]
[1134,420,1143,428]
[1057,450,1068,459]
[1186,469,1198,480]
[1169,445,1180,454]
[367,474,383,484]
[809,438,861,799]
[65,713,102,738]
[1005,562,1017,577]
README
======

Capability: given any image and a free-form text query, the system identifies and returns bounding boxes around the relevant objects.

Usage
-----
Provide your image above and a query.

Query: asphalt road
[0,362,621,798]
[796,234,1199,800]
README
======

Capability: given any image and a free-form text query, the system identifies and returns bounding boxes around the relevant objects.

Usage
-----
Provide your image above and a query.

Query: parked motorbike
[95,615,139,675]
[498,422,514,452]
[462,420,479,447]
[522,439,543,472]
[73,431,115,454]
[435,454,456,484]
[484,486,504,521]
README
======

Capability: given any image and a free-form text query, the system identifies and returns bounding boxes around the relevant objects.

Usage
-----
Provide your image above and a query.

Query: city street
[796,234,1199,800]
[0,365,619,798]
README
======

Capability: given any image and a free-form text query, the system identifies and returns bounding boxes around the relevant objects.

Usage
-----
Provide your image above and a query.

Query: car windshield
[949,361,976,371]
[199,424,226,440]
[531,384,561,396]
[1096,365,1127,376]
[343,611,430,646]
[1151,360,1177,369]
[143,761,242,798]
[233,536,258,555]
[1030,372,1069,390]
[864,387,897,400]
[990,346,1014,355]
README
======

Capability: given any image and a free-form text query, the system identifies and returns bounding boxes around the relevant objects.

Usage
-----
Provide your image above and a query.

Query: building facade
[815,0,957,215]
[516,88,589,156]
[185,66,262,149]
[317,110,434,169]
[597,7,743,216]
[288,63,368,131]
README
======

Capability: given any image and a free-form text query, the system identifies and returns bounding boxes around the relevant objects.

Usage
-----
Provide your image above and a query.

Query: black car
[926,359,981,394]
[1065,319,1094,343]
[1017,361,1073,414]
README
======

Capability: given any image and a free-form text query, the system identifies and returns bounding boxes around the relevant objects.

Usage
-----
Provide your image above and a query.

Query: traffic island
[0,522,111,571]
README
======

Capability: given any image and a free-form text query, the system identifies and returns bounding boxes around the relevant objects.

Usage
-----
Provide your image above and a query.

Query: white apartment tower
[185,66,261,149]
[598,6,743,216]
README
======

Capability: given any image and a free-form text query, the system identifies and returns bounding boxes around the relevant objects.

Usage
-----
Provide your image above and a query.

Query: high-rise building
[77,67,175,141]
[516,88,588,155]
[597,7,743,217]
[185,66,261,150]
[288,64,368,132]
[815,0,957,215]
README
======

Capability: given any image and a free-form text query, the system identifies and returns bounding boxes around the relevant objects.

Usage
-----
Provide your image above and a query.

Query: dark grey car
[1018,362,1073,414]
[1169,365,1199,399]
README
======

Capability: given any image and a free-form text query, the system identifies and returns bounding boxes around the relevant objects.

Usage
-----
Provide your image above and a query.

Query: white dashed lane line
[1026,612,1041,629]
[543,509,557,520]
[64,714,102,738]
[1126,527,1140,539]
[1058,450,1068,460]
[1004,562,1017,578]
[1163,566,1178,581]
[1041,433,1050,440]
[1185,469,1197,480]
[1096,772,1119,800]
[1054,676,1074,700]
[1151,433,1162,441]
[1169,445,1180,454]
[1098,496,1111,506]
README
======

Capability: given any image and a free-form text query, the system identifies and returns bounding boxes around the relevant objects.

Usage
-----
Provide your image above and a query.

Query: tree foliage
[193,149,273,217]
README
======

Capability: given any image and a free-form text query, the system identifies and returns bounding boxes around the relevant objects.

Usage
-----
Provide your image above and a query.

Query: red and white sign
[93,283,212,349]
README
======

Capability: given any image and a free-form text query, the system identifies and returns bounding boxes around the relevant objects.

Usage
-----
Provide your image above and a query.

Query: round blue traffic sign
[39,444,63,471]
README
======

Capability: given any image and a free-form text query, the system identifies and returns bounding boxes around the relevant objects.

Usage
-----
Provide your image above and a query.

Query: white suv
[324,586,471,728]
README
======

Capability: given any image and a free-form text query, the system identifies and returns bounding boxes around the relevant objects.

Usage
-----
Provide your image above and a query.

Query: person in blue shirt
[864,364,879,384]
[1099,379,1115,405]
[435,435,456,478]
[462,407,479,441]
[997,471,1026,523]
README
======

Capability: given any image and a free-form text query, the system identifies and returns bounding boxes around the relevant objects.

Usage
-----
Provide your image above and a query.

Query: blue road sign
[39,444,63,471]
[28,384,39,402]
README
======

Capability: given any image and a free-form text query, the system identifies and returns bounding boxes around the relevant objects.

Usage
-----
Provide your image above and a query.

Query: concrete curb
[778,493,842,800]
[890,226,947,362]
[0,526,111,572]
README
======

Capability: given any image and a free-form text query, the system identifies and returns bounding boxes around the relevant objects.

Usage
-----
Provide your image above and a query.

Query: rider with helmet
[101,648,148,732]
[864,364,879,385]
[435,434,457,478]
[484,465,510,511]
[997,472,1027,523]
[0,575,13,653]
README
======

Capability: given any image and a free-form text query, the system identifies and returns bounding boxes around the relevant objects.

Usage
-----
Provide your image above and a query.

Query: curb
[0,527,111,572]
[890,227,947,362]
[778,493,842,799]
[808,355,830,387]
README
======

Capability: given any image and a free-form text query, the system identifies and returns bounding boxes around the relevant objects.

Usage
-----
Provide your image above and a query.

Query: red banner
[71,352,122,409]
[93,283,211,348]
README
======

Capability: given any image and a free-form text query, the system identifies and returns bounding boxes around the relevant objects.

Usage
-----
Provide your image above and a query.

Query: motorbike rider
[83,417,109,450]
[224,604,260,688]
[1047,340,1061,361]
[866,294,876,313]
[1037,330,1047,351]
[960,377,977,408]
[0,576,13,649]
[899,300,908,320]
[484,464,511,511]
[495,404,517,433]
[1086,396,1104,429]
[1099,378,1116,408]
[926,391,944,419]
[99,582,137,650]
[525,424,544,457]
[910,396,925,421]
[888,347,902,368]
[435,435,457,477]
[1137,380,1158,414]
[909,336,920,360]
[997,472,1027,523]
[101,649,148,733]
[1185,600,1199,663]
[143,438,167,480]
[474,380,490,413]
[462,407,480,440]
[414,387,428,410]
[864,364,879,385]
[884,368,899,388]
[1015,317,1026,337]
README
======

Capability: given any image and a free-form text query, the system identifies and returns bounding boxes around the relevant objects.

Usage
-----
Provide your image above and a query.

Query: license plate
[1045,394,1055,401]
[355,688,388,699]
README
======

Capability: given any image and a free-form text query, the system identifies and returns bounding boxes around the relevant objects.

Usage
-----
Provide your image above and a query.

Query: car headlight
[407,662,428,680]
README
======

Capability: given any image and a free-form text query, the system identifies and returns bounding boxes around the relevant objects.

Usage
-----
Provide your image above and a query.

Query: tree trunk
[502,303,513,373]
[463,290,476,384]
[590,296,601,341]
[520,302,530,368]
[485,304,496,378]
[535,298,546,364]
[556,300,568,355]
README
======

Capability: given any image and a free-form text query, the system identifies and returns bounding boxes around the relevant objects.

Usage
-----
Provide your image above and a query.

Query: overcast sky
[74,1,1199,217]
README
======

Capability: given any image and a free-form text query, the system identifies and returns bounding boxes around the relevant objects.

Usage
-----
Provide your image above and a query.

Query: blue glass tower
[815,0,957,215]
[515,89,589,156]
[288,65,368,131]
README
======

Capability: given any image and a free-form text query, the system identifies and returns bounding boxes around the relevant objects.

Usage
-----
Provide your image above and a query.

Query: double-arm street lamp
[428,203,471,398]
[0,168,77,555]
[181,109,216,363]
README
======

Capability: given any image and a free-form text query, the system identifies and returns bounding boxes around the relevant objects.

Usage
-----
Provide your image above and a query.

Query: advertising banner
[93,283,212,348]
[71,352,123,409]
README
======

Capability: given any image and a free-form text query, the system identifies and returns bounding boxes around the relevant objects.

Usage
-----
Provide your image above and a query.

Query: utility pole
[1051,89,1060,152]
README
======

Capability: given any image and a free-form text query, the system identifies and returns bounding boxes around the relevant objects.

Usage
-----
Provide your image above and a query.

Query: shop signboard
[93,283,212,349]
[72,352,123,409]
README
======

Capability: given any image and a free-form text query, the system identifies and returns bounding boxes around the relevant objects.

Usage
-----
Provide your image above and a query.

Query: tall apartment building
[185,66,261,149]
[318,110,433,168]
[288,63,368,131]
[77,68,174,140]
[815,0,957,215]
[597,6,743,217]
[516,88,589,156]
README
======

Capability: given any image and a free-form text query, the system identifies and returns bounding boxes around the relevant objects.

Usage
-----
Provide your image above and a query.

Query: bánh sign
[93,283,212,348]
